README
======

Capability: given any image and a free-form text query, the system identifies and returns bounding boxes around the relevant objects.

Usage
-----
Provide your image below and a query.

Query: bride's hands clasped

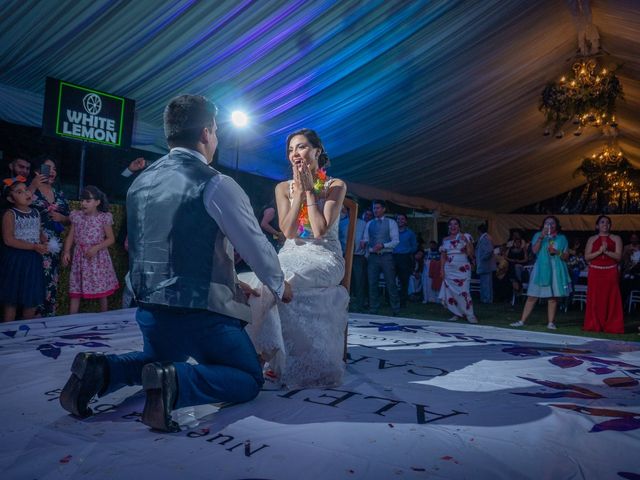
[293,160,315,193]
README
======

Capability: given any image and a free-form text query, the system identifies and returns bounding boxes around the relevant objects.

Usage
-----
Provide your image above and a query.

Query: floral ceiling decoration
[539,59,623,138]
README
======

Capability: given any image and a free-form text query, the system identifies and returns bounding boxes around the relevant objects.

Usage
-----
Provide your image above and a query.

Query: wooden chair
[341,197,358,360]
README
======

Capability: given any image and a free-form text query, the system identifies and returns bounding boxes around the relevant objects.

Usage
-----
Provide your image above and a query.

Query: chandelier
[574,145,639,211]
[540,59,623,138]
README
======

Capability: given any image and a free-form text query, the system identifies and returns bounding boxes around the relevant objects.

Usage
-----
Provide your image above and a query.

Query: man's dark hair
[164,95,218,148]
[372,200,386,209]
[10,152,31,164]
[477,223,488,233]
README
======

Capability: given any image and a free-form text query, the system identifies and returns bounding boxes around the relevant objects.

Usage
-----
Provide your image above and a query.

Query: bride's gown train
[241,181,349,389]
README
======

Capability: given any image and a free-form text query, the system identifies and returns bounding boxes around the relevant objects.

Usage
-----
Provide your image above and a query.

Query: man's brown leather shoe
[59,352,108,418]
[141,362,180,433]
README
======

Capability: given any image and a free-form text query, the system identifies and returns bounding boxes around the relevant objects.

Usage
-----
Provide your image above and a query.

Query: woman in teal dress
[511,216,570,330]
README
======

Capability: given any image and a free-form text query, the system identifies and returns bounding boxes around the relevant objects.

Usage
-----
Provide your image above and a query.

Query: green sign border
[55,81,125,147]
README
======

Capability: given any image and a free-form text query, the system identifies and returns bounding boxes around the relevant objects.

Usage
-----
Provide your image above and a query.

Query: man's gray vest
[368,218,393,253]
[126,150,250,321]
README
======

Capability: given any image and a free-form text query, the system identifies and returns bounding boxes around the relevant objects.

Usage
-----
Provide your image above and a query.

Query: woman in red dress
[584,215,624,333]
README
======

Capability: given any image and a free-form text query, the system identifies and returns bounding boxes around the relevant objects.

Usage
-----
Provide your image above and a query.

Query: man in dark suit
[60,94,292,432]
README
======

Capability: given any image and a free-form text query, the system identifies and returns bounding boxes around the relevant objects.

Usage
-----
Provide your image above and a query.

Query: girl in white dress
[244,129,349,389]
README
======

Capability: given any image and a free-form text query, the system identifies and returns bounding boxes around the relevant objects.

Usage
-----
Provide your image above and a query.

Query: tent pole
[78,143,87,199]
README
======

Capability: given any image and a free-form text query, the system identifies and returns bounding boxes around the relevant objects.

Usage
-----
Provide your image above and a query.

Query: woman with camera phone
[29,155,70,316]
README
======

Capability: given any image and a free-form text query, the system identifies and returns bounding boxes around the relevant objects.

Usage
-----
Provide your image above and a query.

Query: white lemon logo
[83,93,102,115]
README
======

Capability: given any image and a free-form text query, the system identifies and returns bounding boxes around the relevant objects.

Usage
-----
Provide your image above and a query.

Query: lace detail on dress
[242,178,349,389]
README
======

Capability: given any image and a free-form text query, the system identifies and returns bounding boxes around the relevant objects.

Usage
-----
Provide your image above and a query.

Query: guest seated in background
[260,200,285,251]
[506,237,528,294]
[408,249,424,301]
[416,232,426,253]
[506,229,526,249]
[622,232,640,264]
[493,244,511,302]
[566,238,587,286]
[422,240,441,303]
[621,232,640,305]
[583,215,624,334]
[29,155,70,316]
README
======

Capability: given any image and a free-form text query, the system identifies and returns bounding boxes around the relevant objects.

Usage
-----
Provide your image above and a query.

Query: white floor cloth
[1,309,638,479]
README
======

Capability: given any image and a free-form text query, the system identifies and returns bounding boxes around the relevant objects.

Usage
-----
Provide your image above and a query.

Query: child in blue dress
[0,177,48,322]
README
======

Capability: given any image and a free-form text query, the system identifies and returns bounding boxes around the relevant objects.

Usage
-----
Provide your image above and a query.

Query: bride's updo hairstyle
[286,128,331,169]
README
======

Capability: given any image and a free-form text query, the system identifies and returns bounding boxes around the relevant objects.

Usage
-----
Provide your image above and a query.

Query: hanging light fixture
[574,144,638,212]
[540,59,623,138]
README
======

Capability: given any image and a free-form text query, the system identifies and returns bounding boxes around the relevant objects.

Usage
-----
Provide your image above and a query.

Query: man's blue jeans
[105,307,264,409]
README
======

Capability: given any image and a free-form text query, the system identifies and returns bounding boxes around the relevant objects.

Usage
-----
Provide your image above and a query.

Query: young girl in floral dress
[62,186,118,313]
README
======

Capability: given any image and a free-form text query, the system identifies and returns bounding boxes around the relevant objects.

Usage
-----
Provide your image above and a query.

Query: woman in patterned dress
[30,155,70,316]
[438,218,478,323]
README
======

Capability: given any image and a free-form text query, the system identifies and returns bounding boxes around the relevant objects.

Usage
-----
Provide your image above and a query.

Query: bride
[243,128,349,389]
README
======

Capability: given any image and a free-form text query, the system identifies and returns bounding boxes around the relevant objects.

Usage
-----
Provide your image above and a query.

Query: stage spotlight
[231,110,248,128]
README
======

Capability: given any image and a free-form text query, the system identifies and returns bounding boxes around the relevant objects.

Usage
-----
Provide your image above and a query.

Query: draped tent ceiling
[0,0,638,213]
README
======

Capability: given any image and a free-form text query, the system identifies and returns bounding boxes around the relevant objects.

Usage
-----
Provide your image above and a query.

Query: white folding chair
[572,284,588,311]
[628,290,640,313]
[511,282,528,306]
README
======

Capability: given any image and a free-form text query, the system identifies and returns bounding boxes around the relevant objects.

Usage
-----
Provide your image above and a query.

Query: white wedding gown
[241,181,350,389]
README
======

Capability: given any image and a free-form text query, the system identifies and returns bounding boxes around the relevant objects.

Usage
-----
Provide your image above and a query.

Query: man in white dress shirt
[361,200,401,315]
[60,94,292,432]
